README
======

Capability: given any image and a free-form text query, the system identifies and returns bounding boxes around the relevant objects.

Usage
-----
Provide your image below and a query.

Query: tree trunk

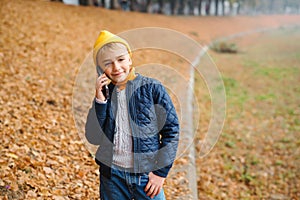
[189,0,196,15]
[158,0,164,14]
[215,0,218,15]
[139,0,151,12]
[221,0,225,15]
[129,0,136,11]
[236,0,241,15]
[205,0,211,15]
[170,0,176,15]
[178,0,184,15]
[198,0,202,15]
[101,0,105,7]
[110,0,115,9]
[79,0,88,5]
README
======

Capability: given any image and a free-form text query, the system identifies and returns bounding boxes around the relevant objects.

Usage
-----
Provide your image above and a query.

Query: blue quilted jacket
[85,74,179,178]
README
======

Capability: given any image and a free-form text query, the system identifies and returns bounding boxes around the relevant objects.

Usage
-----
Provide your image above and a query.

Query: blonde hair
[97,43,129,62]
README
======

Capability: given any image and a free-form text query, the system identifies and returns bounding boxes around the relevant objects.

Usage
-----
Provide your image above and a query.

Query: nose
[112,60,121,71]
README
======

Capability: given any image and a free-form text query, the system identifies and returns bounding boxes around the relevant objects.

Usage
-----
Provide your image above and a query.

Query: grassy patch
[223,76,249,111]
[189,31,199,37]
[243,59,261,68]
[255,93,276,101]
[225,141,236,148]
[254,66,299,81]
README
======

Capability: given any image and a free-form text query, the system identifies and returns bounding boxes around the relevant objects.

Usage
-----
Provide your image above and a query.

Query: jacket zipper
[126,81,139,173]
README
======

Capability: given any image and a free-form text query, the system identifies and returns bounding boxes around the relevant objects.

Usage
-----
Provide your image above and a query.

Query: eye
[104,62,112,67]
[118,58,125,62]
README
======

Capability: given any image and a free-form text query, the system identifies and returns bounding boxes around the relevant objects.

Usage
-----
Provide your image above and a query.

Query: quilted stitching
[93,74,179,176]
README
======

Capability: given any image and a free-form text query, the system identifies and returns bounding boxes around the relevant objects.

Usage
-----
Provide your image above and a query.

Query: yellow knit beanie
[93,30,132,66]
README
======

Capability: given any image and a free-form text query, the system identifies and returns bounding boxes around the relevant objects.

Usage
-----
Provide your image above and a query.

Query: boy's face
[97,45,132,83]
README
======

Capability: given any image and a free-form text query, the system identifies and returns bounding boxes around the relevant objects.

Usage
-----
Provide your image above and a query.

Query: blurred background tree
[62,0,300,15]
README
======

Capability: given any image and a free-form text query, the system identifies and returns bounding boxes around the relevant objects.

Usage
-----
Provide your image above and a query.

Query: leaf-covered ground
[1,0,300,199]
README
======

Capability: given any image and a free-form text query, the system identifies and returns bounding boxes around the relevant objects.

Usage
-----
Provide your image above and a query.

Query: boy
[85,30,179,200]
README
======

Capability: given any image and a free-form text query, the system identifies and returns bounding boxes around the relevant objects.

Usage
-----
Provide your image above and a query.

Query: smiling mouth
[112,72,123,77]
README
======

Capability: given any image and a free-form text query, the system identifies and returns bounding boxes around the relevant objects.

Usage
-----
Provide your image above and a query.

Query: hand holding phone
[95,67,110,101]
[102,84,110,100]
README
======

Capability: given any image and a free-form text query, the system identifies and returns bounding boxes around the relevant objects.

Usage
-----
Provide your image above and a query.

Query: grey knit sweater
[112,89,133,168]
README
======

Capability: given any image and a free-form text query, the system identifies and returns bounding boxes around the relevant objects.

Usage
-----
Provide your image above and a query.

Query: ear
[128,57,132,65]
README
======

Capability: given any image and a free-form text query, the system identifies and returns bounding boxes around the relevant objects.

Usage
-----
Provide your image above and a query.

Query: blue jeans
[100,166,166,200]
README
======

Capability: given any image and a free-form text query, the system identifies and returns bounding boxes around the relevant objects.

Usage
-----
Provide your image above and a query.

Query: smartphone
[96,66,110,100]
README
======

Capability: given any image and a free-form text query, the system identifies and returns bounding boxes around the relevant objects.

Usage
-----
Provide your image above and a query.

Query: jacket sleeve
[85,99,107,145]
[152,83,180,178]
[94,98,108,130]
